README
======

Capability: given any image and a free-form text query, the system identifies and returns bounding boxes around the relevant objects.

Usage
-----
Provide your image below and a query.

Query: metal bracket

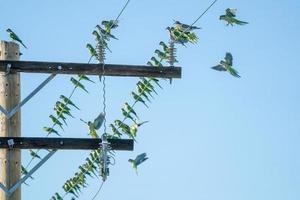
[7,139,14,149]
[4,64,11,76]
[0,150,56,196]
[0,74,56,119]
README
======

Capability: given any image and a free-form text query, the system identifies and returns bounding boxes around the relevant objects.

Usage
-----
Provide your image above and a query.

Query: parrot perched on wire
[86,43,97,62]
[166,27,188,46]
[220,8,248,26]
[6,28,27,49]
[159,41,169,53]
[102,20,119,31]
[154,49,168,60]
[166,26,198,46]
[174,20,201,32]
[212,52,240,78]
[92,30,112,53]
[95,25,118,40]
[128,153,148,175]
[29,149,41,159]
[151,57,163,67]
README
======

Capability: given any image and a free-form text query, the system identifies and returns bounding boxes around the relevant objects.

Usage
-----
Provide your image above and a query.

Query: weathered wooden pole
[0,41,21,200]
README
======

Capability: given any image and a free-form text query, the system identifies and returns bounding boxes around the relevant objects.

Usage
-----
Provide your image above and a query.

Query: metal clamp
[7,139,14,149]
[5,63,11,76]
[99,136,111,181]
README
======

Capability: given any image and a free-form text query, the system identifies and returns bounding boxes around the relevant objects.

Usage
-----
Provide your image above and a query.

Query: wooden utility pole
[0,41,21,200]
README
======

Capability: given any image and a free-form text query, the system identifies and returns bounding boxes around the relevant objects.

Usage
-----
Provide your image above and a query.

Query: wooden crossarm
[0,60,181,79]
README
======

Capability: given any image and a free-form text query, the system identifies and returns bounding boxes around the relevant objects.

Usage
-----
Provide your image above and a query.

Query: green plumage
[6,28,27,49]
[211,52,241,78]
[220,8,248,26]
[102,20,119,31]
[174,20,201,32]
[128,153,148,174]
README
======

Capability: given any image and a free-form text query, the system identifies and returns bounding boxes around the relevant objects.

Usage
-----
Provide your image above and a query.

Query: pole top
[0,41,20,61]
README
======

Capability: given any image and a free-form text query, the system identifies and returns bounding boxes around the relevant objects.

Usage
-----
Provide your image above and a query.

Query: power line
[189,0,219,28]
[91,181,105,200]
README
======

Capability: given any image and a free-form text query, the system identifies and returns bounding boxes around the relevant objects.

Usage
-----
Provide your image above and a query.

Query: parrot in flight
[6,28,27,49]
[128,153,148,175]
[220,8,248,26]
[211,52,240,78]
[81,112,105,138]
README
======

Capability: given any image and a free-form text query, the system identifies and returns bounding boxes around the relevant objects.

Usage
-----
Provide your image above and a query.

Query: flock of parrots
[5,8,247,173]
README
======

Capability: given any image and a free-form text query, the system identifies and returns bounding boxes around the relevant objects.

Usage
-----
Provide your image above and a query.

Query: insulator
[99,135,111,181]
[168,40,177,66]
[96,41,106,64]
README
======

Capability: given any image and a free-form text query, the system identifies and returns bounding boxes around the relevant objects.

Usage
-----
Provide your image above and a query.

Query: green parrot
[211,52,240,78]
[110,124,122,137]
[95,25,118,40]
[60,95,80,110]
[166,27,188,46]
[131,92,148,108]
[220,8,248,26]
[101,20,119,31]
[150,57,163,67]
[121,108,135,121]
[128,153,148,174]
[81,112,105,138]
[124,102,138,119]
[174,20,201,32]
[29,149,41,159]
[86,43,97,62]
[6,28,27,49]
[92,30,112,53]
[52,193,63,200]
[154,49,168,60]
[21,165,34,180]
[159,41,169,53]
[114,120,134,139]
[147,61,154,66]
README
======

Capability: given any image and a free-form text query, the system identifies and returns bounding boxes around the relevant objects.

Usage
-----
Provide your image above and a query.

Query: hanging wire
[91,181,105,200]
[97,0,131,136]
[50,1,132,200]
[96,35,109,183]
[96,37,107,134]
[95,0,131,191]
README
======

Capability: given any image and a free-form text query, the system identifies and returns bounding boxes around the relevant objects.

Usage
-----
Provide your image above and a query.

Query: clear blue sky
[0,0,300,199]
